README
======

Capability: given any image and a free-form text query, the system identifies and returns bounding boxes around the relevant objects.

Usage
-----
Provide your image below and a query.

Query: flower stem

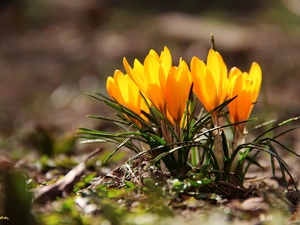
[213,129,224,171]
[230,124,246,172]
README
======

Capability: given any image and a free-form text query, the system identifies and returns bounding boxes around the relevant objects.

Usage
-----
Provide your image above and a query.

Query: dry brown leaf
[33,148,103,204]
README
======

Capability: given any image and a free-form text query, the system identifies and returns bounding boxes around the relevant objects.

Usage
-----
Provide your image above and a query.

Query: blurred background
[0,0,300,154]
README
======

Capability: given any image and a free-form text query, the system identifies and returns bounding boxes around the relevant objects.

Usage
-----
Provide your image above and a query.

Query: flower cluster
[107,46,262,132]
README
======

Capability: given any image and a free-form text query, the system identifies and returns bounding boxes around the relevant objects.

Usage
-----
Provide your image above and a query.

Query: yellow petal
[149,49,159,60]
[144,54,160,85]
[191,56,210,111]
[207,49,221,87]
[123,57,146,95]
[106,76,116,99]
[229,67,242,79]
[160,46,172,74]
[249,62,262,102]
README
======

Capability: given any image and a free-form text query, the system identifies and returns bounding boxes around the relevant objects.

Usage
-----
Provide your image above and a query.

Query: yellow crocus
[106,70,149,122]
[123,46,172,114]
[123,46,192,126]
[191,49,228,126]
[228,62,262,125]
[165,60,192,123]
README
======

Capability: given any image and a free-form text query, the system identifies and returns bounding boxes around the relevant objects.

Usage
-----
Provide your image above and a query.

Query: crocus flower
[123,46,192,126]
[106,70,149,123]
[165,59,192,123]
[228,62,262,127]
[191,49,229,170]
[190,49,228,126]
[123,46,171,115]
